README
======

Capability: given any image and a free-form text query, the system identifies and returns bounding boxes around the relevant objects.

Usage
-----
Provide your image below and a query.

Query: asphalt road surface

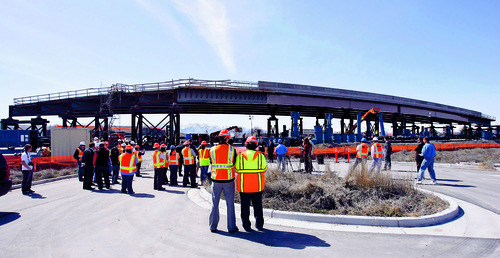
[0,157,499,257]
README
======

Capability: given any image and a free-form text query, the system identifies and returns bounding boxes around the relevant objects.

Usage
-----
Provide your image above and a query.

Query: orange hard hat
[160,144,167,148]
[201,141,207,145]
[245,136,258,144]
[219,129,231,138]
[135,145,140,149]
[153,143,160,149]
[125,145,133,150]
[184,140,191,145]
[104,141,109,145]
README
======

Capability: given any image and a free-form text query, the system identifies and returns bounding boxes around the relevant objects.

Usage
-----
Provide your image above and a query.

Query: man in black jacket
[95,143,110,190]
[415,137,425,173]
[268,140,275,163]
[82,143,95,190]
[176,142,184,177]
[110,144,120,184]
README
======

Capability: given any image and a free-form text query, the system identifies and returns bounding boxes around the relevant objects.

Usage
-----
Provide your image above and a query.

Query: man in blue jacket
[416,137,437,184]
[274,139,288,172]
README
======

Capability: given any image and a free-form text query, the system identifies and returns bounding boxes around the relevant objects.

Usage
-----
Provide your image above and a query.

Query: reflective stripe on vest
[135,151,143,163]
[183,147,195,165]
[120,153,136,174]
[199,148,210,166]
[76,148,83,159]
[152,151,165,168]
[169,151,179,165]
[235,150,266,193]
[210,144,235,180]
[356,143,369,158]
[373,143,383,158]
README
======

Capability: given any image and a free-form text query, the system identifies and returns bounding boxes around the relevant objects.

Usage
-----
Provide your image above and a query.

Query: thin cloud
[133,0,185,42]
[172,0,236,73]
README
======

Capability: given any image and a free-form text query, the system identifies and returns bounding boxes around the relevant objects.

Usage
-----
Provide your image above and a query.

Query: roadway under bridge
[2,79,496,146]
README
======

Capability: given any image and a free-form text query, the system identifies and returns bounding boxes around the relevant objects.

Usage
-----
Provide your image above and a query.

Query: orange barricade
[4,155,77,172]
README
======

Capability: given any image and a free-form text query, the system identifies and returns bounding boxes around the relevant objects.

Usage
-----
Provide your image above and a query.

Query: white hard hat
[80,141,86,146]
[121,143,126,147]
[373,137,379,141]
[130,141,135,145]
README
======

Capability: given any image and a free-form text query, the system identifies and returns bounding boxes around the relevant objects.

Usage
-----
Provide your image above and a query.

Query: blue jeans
[121,174,134,194]
[21,170,33,193]
[112,165,119,184]
[368,158,383,174]
[200,166,209,182]
[277,155,286,172]
[418,157,437,182]
[77,161,84,181]
[210,180,237,231]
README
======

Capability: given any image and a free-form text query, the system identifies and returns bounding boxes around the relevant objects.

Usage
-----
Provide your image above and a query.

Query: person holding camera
[21,144,34,195]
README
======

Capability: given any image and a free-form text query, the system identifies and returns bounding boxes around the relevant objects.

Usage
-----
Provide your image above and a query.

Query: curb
[199,187,460,228]
[11,174,78,190]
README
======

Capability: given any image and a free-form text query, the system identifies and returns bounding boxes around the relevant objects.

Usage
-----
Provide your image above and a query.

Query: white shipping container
[51,128,91,162]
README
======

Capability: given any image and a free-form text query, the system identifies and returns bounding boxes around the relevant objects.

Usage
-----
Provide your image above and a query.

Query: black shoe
[228,227,239,233]
[210,229,217,233]
[22,191,30,195]
[129,192,135,194]
[136,174,142,177]
[28,190,35,193]
[158,188,165,191]
[121,190,127,193]
[256,227,264,231]
[243,226,252,232]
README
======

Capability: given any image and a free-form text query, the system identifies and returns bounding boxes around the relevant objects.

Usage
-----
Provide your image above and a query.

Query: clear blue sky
[1,0,499,131]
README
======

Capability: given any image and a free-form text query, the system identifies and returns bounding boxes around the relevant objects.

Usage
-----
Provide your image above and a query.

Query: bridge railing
[13,78,258,105]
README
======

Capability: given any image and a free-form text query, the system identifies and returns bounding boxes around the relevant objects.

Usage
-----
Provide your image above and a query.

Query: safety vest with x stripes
[235,150,267,193]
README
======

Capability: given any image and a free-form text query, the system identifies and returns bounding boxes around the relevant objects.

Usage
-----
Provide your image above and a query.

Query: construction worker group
[351,136,392,174]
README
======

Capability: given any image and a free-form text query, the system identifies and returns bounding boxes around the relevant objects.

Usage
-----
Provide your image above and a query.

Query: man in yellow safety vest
[152,143,166,191]
[182,140,197,188]
[235,136,267,231]
[73,141,86,182]
[168,145,180,186]
[119,145,137,194]
[350,138,369,172]
[198,141,210,184]
[368,137,384,174]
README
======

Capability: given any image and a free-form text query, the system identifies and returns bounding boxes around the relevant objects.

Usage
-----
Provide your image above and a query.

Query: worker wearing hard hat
[182,140,198,187]
[368,137,384,174]
[152,143,166,191]
[209,129,238,233]
[119,145,138,194]
[197,141,210,184]
[134,145,145,177]
[95,143,111,190]
[350,138,369,172]
[235,136,267,231]
[73,141,86,182]
[168,145,180,186]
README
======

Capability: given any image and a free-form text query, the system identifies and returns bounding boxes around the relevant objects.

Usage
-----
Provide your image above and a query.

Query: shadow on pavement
[218,228,330,249]
[29,193,46,199]
[436,178,462,182]
[164,189,184,194]
[131,193,155,198]
[436,183,475,188]
[92,189,122,194]
[0,212,21,226]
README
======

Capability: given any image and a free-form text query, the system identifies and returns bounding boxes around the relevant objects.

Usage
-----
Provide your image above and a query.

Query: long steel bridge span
[2,79,496,145]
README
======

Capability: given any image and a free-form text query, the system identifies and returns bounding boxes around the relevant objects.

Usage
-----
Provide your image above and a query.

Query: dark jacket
[110,147,120,165]
[95,148,110,167]
[82,149,95,168]
[415,142,425,161]
[268,142,275,154]
[73,147,84,161]
[383,141,392,156]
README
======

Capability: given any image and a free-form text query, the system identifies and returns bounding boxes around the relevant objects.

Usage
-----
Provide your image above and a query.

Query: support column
[324,113,333,143]
[379,113,385,136]
[291,112,300,137]
[137,115,142,145]
[356,112,362,137]
[341,117,345,135]
[131,114,136,142]
[267,115,279,138]
[365,120,370,137]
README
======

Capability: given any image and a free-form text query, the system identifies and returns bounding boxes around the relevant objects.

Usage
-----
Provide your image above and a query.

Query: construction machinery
[346,108,381,135]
